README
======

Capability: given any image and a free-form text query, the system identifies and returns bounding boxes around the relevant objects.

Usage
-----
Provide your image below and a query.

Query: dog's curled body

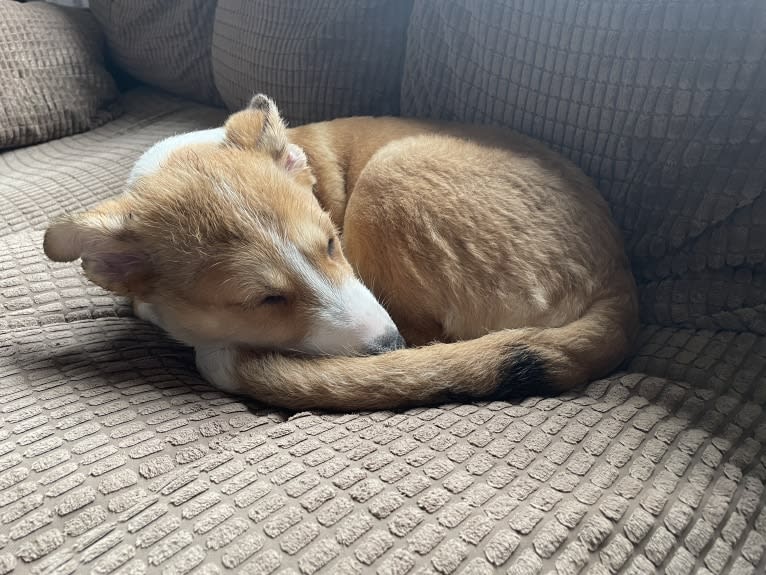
[44,96,639,411]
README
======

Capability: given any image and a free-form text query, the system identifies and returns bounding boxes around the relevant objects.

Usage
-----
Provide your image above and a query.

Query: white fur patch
[98,213,128,232]
[280,237,336,306]
[128,127,226,185]
[195,345,242,393]
[300,277,397,355]
[270,232,396,355]
[133,300,163,327]
[529,286,549,311]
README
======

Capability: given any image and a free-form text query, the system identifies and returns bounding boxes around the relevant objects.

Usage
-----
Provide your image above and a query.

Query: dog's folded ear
[224,94,311,180]
[248,93,273,111]
[43,203,153,296]
[225,93,286,156]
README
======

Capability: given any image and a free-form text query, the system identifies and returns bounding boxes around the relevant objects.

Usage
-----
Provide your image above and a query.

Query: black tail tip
[491,344,556,400]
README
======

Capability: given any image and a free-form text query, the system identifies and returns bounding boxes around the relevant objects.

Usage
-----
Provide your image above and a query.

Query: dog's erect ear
[224,94,309,178]
[43,202,153,296]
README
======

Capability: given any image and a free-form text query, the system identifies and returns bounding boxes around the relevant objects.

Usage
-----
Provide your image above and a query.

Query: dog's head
[43,95,403,356]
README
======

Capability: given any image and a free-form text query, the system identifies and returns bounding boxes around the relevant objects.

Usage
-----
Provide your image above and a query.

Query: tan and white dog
[43,95,639,410]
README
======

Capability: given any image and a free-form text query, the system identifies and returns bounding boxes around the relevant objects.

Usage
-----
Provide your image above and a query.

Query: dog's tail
[202,286,638,411]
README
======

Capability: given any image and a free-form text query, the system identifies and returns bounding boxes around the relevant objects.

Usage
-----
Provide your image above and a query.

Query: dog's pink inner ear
[281,144,308,174]
[80,246,151,294]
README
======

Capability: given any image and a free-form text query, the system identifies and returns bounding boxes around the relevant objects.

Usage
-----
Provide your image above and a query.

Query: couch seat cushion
[0,290,764,574]
[0,87,227,238]
[2,87,764,575]
[0,0,121,150]
[89,0,222,107]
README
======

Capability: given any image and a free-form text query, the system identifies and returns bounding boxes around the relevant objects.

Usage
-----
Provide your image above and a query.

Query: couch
[1,1,764,574]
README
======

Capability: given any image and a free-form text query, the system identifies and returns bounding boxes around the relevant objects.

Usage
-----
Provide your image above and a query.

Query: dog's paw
[195,345,243,394]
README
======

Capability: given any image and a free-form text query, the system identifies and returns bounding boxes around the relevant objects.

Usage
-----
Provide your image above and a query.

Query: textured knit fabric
[0,88,227,238]
[2,3,766,573]
[0,236,764,575]
[1,87,766,575]
[0,0,120,150]
[401,0,766,337]
[211,0,413,123]
[89,0,222,106]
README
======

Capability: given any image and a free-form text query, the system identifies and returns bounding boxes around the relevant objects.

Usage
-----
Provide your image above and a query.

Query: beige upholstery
[1,221,765,574]
[89,0,222,106]
[0,89,227,238]
[1,85,764,575]
[401,0,766,339]
[2,2,766,574]
[0,0,120,150]
[211,0,413,124]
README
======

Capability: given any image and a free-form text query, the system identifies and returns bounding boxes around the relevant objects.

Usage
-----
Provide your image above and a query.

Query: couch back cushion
[211,0,413,124]
[402,0,766,334]
[0,0,121,150]
[89,0,222,106]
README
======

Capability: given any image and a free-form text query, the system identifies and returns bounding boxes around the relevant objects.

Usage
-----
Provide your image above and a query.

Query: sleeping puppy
[43,95,639,410]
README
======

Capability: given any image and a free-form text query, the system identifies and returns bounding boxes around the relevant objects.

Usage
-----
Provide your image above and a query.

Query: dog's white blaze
[128,127,226,184]
[276,235,396,355]
[301,277,396,355]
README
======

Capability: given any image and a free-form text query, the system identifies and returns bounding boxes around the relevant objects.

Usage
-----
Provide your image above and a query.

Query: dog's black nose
[366,330,407,355]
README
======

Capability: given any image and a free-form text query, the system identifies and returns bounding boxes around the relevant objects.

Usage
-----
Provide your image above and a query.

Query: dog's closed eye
[261,294,287,306]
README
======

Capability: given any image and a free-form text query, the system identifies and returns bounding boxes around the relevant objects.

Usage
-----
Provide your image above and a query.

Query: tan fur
[44,95,639,411]
[44,112,346,351]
